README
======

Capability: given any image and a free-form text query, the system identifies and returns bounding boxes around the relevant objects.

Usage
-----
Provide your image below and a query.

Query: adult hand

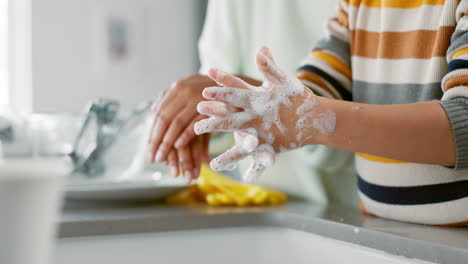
[148,74,216,164]
[194,47,328,182]
[166,133,211,183]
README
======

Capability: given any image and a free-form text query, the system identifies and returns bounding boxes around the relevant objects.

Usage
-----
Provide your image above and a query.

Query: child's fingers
[209,129,258,172]
[254,144,276,167]
[194,117,235,135]
[210,145,251,171]
[256,46,286,84]
[242,144,276,183]
[258,46,275,63]
[202,87,253,108]
[234,129,259,153]
[194,112,254,135]
[243,160,266,183]
[207,68,251,90]
[197,101,239,117]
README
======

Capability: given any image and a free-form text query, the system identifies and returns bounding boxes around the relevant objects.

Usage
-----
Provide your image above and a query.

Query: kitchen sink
[55,227,433,264]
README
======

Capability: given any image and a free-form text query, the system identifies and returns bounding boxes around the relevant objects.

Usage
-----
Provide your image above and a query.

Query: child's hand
[194,46,335,181]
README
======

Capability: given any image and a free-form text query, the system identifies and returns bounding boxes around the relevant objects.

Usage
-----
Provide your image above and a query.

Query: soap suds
[210,129,259,171]
[296,95,316,115]
[195,46,338,182]
[312,111,336,134]
[279,145,288,153]
[243,144,275,182]
[235,128,259,153]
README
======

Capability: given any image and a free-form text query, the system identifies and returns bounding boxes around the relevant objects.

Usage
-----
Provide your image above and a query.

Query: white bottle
[0,158,69,264]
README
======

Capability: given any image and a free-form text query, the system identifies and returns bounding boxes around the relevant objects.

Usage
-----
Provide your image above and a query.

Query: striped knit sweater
[297,0,468,225]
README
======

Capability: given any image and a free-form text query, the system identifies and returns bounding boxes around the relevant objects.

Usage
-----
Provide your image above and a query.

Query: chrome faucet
[69,98,153,177]
[69,98,120,176]
[0,116,14,143]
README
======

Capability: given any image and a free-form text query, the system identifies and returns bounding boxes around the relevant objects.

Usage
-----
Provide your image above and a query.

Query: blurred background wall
[31,0,207,112]
[24,0,335,113]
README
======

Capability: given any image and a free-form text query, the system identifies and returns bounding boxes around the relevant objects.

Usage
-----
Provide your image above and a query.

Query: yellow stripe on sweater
[452,47,468,60]
[309,51,352,79]
[344,0,446,8]
[356,153,408,163]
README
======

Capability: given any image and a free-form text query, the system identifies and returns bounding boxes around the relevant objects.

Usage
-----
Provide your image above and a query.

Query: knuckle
[158,143,166,152]
[156,112,168,123]
[173,117,185,130]
[169,153,176,162]
[179,133,190,143]
[185,124,196,135]
[171,80,185,89]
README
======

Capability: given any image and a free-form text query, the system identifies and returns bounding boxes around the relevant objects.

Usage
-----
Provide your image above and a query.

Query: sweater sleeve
[296,0,352,101]
[198,0,241,75]
[438,0,468,170]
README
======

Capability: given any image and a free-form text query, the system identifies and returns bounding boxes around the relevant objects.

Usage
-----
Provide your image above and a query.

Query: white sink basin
[55,227,433,264]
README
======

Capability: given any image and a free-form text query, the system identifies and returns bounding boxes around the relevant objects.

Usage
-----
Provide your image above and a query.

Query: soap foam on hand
[194,46,336,182]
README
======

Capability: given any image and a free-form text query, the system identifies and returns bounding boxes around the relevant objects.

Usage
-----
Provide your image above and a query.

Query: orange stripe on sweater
[357,153,407,163]
[297,70,339,98]
[444,75,468,91]
[310,51,352,79]
[437,220,468,227]
[350,26,454,59]
[337,8,349,29]
[344,0,446,8]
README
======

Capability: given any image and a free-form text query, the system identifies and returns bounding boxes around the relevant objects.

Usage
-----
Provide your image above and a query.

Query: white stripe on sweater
[302,81,338,99]
[360,192,468,225]
[302,57,352,91]
[327,18,350,43]
[352,56,447,84]
[356,155,468,187]
[348,4,455,32]
[442,85,468,100]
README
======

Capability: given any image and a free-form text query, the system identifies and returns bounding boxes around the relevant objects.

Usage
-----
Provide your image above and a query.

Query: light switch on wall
[91,2,148,76]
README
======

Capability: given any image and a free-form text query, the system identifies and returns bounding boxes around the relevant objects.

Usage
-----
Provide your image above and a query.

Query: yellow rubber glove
[166,163,287,206]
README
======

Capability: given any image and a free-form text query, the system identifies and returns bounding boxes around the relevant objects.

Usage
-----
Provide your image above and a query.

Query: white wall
[31,0,205,112]
[0,0,8,111]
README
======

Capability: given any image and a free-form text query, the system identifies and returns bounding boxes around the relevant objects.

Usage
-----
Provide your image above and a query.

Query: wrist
[301,96,336,147]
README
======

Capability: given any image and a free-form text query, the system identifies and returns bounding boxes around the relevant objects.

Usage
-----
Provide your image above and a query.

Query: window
[0,0,8,112]
[2,0,33,114]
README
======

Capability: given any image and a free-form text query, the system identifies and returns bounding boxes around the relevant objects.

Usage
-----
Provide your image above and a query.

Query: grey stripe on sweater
[448,30,468,55]
[313,35,351,67]
[353,81,443,104]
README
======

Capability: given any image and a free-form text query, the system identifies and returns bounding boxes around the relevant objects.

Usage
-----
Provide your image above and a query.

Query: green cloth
[198,0,358,207]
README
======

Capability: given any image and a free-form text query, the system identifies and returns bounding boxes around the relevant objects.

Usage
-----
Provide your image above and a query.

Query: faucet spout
[69,98,120,176]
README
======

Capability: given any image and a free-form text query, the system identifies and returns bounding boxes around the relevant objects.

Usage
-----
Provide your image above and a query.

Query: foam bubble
[313,111,336,134]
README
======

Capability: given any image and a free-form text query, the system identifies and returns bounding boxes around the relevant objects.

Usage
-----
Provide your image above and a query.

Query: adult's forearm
[309,97,456,166]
